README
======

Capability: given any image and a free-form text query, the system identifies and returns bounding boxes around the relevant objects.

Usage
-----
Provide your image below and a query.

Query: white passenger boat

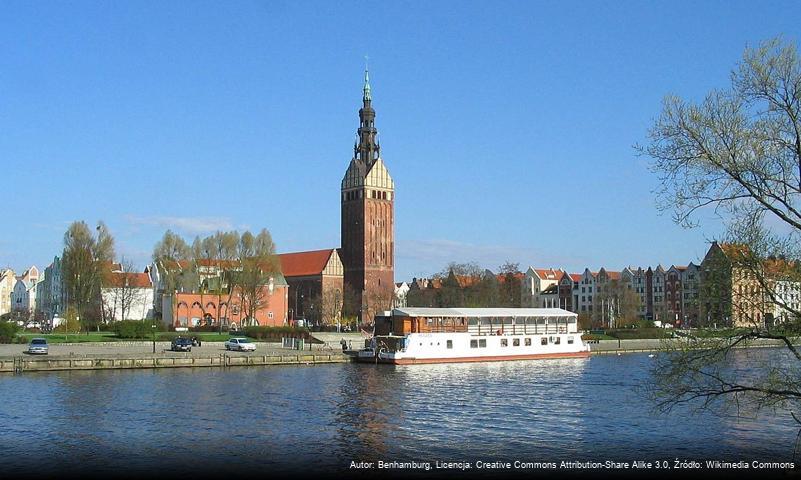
[357,307,590,365]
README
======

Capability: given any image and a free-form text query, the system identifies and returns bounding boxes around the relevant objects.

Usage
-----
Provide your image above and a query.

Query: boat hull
[356,350,590,365]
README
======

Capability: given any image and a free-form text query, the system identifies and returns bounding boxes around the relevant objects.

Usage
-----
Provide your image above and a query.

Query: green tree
[639,37,801,428]
[62,221,115,331]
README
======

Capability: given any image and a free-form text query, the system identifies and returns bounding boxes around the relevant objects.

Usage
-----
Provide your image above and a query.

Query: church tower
[341,68,395,323]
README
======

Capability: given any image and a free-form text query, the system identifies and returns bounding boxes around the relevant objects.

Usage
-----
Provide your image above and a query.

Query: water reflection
[0,352,796,474]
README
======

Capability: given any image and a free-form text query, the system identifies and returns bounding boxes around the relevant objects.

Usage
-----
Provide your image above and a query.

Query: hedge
[113,320,164,339]
[0,321,19,344]
[242,325,312,340]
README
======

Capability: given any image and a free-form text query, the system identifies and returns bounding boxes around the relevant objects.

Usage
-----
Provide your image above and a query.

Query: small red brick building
[161,274,289,329]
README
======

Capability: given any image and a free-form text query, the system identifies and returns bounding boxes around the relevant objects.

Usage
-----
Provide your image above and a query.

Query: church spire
[356,64,379,167]
[363,67,371,102]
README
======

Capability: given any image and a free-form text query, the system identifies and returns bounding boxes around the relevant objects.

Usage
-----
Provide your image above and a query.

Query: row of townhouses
[520,242,801,328]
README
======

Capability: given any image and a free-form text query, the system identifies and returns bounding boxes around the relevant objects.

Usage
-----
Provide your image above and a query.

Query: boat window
[480,318,492,326]
[447,340,453,349]
[525,338,532,346]
[554,337,561,345]
[513,338,520,347]
[541,337,548,345]
[470,339,478,349]
[468,318,478,326]
[479,339,487,348]
[567,337,574,344]
[500,339,508,347]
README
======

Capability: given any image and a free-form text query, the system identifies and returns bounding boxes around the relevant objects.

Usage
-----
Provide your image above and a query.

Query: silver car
[27,338,49,355]
[224,337,256,352]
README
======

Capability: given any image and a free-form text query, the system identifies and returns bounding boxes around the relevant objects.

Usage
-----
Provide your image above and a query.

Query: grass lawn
[581,333,617,341]
[15,331,283,343]
[18,332,120,343]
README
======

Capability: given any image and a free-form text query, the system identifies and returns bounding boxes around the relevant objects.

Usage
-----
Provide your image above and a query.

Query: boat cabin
[374,307,578,336]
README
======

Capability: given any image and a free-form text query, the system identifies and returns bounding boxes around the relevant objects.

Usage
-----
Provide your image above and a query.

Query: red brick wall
[168,285,288,328]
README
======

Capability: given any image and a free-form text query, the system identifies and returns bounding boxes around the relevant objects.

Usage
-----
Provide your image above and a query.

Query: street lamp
[151,323,156,353]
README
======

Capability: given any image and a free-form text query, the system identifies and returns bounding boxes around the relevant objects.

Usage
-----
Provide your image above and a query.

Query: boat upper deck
[375,307,579,336]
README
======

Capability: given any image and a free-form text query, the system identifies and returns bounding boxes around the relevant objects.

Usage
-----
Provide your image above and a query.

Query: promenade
[0,339,354,374]
[2,334,795,374]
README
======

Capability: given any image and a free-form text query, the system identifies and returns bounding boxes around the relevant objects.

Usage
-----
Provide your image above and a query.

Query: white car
[225,337,256,352]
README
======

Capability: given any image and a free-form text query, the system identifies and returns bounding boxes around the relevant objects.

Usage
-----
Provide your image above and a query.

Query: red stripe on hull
[356,351,591,365]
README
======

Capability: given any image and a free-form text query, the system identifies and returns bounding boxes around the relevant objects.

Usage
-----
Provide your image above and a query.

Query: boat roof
[391,307,577,318]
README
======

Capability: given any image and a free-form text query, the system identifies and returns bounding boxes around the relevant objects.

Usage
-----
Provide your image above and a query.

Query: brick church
[279,69,395,325]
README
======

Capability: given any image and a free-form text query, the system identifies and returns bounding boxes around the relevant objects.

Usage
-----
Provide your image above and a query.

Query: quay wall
[589,337,797,354]
[0,352,350,374]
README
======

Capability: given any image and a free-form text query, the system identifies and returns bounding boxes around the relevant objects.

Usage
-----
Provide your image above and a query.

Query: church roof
[278,249,337,277]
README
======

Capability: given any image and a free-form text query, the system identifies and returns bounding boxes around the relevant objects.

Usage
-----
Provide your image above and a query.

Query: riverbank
[0,340,352,373]
[590,336,799,353]
[2,335,797,373]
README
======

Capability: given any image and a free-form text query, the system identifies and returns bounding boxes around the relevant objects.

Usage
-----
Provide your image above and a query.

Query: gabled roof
[718,242,749,257]
[103,272,152,288]
[569,273,582,282]
[278,249,336,277]
[454,275,480,288]
[531,268,562,280]
[497,272,525,283]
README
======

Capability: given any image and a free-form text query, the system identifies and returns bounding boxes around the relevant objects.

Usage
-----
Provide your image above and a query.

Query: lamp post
[151,323,156,354]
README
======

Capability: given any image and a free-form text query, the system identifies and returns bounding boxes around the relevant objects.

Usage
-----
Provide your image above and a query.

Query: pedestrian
[340,338,347,351]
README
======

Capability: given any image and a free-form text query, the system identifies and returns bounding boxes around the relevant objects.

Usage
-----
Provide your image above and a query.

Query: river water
[0,349,797,477]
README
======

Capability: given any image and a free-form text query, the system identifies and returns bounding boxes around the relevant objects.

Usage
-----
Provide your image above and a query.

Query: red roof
[104,272,152,288]
[497,272,525,283]
[569,273,582,282]
[278,249,335,277]
[606,271,621,280]
[533,268,561,280]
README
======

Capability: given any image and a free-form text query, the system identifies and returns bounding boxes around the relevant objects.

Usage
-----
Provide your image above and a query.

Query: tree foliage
[62,221,115,330]
[640,37,801,429]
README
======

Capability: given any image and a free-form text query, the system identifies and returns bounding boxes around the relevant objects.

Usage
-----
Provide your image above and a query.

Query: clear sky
[2,1,800,280]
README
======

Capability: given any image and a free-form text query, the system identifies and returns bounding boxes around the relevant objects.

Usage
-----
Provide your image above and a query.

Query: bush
[242,325,312,340]
[189,324,225,333]
[0,321,20,343]
[113,320,164,339]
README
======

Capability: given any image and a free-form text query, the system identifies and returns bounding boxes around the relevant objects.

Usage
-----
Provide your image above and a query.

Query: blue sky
[2,1,800,280]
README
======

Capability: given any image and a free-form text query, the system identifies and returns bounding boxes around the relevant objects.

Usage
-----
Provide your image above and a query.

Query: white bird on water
[648,354,655,358]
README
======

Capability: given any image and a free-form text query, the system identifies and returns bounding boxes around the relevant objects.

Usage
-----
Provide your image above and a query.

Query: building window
[447,340,453,349]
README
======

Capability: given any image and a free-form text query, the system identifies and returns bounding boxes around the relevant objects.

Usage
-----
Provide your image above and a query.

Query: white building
[576,268,597,314]
[773,279,801,326]
[100,271,155,322]
[522,267,563,308]
[10,266,40,319]
[394,281,410,308]
[0,268,16,317]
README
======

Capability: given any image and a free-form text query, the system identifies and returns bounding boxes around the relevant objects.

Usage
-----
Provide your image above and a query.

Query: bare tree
[235,229,279,326]
[102,258,146,321]
[639,37,801,428]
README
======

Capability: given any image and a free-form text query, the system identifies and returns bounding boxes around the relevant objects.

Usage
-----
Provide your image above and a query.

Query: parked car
[170,337,193,352]
[27,338,48,355]
[225,337,256,352]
